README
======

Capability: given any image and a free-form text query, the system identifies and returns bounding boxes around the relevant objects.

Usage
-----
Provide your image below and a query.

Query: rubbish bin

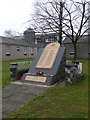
[10,63,18,81]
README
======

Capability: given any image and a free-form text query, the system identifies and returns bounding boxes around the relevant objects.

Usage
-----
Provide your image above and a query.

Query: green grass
[6,60,88,118]
[0,62,2,87]
[2,58,34,88]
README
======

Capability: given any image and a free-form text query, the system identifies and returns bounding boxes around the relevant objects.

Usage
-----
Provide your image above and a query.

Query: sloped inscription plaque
[36,42,60,69]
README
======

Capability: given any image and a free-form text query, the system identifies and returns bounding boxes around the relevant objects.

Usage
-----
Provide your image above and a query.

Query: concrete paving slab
[2,84,47,118]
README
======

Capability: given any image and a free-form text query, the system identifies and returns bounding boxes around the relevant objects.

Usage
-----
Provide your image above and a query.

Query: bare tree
[4,29,16,38]
[30,0,65,44]
[63,0,90,59]
[4,29,23,39]
[30,0,90,59]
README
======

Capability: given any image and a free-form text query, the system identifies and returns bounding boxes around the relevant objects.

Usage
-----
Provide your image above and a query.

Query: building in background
[88,2,90,35]
[24,28,35,43]
[88,2,90,59]
[35,32,58,47]
[0,28,41,61]
[63,35,89,59]
[1,27,89,61]
[0,36,39,61]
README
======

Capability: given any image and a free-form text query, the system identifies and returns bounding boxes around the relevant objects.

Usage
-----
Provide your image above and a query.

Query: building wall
[2,43,37,61]
[77,43,88,58]
[24,28,35,43]
[88,2,90,35]
[64,43,88,59]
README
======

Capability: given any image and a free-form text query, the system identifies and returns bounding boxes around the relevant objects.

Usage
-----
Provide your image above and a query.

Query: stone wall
[2,44,37,61]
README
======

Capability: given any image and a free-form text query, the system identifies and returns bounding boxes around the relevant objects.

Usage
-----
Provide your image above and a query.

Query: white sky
[0,0,35,36]
[0,0,89,36]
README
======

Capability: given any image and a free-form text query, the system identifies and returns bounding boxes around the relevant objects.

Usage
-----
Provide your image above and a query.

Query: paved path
[2,84,47,118]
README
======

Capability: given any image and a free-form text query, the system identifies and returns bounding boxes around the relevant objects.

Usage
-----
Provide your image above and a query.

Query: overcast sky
[0,0,35,36]
[0,0,89,36]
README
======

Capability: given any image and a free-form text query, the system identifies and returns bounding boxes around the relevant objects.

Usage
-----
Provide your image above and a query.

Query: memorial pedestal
[21,42,66,86]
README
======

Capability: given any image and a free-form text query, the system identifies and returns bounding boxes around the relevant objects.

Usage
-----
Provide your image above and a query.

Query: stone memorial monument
[21,42,66,86]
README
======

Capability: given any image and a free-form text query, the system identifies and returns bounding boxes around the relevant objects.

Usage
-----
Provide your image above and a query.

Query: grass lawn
[6,60,88,118]
[0,62,2,87]
[2,58,34,88]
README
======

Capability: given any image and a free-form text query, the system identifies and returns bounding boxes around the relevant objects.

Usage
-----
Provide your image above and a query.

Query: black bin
[10,63,18,81]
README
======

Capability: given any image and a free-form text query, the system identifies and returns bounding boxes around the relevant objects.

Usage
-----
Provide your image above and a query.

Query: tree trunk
[58,1,63,45]
[59,30,62,45]
[73,42,77,60]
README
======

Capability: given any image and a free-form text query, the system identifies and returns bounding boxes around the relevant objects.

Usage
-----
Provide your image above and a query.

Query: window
[69,44,74,55]
[17,46,20,51]
[35,39,37,44]
[31,47,34,55]
[24,47,27,55]
[45,38,49,43]
[45,38,53,43]
[6,45,10,56]
[37,38,41,42]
